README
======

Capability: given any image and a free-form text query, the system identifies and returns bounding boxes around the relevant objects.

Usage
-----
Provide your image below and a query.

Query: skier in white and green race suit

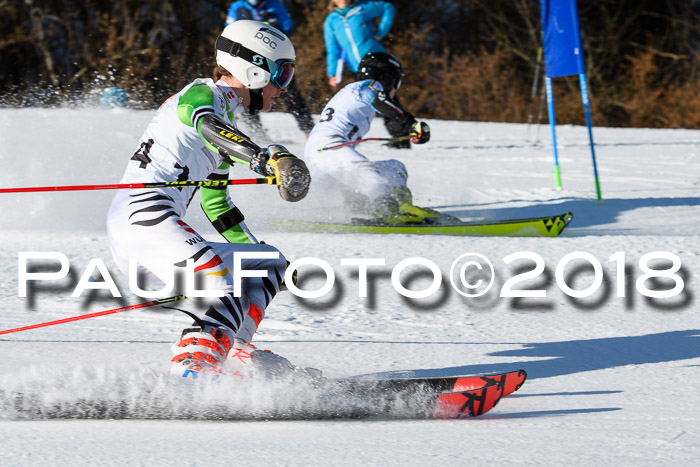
[106,20,310,380]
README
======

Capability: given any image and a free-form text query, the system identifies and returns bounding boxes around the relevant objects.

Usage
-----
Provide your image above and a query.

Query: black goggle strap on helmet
[216,35,294,89]
[216,36,272,73]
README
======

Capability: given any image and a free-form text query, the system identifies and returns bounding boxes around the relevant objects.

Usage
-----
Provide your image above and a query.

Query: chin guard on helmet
[248,89,264,115]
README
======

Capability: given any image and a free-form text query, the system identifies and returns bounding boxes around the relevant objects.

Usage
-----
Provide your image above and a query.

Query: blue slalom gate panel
[540,0,585,78]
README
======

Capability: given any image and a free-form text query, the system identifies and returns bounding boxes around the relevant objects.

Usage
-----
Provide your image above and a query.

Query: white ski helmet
[215,20,296,90]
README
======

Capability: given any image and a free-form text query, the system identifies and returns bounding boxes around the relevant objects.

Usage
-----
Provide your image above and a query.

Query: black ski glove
[251,144,311,202]
[410,121,431,144]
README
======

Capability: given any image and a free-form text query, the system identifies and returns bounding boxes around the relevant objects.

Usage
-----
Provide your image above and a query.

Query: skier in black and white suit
[304,52,433,225]
[107,20,310,380]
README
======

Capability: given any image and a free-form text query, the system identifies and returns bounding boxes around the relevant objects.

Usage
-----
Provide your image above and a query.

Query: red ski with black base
[343,369,527,418]
[357,369,527,397]
[434,382,506,418]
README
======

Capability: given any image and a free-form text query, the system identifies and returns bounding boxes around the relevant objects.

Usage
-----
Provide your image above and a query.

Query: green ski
[273,212,573,237]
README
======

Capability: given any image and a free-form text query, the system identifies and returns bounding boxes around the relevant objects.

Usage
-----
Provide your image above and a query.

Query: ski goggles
[216,36,295,89]
[268,59,295,89]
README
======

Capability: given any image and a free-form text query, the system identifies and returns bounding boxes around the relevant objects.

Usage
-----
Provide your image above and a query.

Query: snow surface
[1,108,699,466]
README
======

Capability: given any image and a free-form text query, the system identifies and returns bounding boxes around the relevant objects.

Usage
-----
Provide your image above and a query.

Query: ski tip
[503,369,527,395]
[562,212,574,228]
[433,383,504,419]
[451,369,528,397]
[515,369,527,391]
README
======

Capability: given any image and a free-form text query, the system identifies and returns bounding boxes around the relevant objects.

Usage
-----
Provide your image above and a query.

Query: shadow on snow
[364,329,700,381]
[436,196,700,233]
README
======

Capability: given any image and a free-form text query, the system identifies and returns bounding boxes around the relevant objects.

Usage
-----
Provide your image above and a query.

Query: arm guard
[198,113,261,167]
[371,87,417,135]
[200,165,257,244]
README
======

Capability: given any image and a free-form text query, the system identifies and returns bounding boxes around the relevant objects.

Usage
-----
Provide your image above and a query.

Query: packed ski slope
[1,108,699,465]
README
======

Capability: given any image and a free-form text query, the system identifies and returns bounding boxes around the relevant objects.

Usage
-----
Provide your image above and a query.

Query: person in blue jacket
[324,1,409,148]
[226,0,293,32]
[100,87,127,108]
[324,0,394,88]
[225,0,314,135]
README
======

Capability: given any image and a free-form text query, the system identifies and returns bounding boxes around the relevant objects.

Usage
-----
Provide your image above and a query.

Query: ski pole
[317,135,410,152]
[0,295,188,335]
[526,47,543,142]
[0,177,276,194]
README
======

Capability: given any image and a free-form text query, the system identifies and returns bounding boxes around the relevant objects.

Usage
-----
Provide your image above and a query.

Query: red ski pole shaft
[317,135,410,152]
[0,177,276,194]
[0,295,188,335]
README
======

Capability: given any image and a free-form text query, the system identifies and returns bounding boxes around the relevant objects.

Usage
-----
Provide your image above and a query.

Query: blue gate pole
[578,72,602,201]
[545,76,562,190]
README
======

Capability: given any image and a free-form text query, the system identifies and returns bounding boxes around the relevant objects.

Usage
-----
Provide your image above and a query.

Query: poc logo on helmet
[254,32,277,49]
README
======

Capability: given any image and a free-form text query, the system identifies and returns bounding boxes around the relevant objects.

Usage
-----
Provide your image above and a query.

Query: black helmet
[358,52,404,92]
